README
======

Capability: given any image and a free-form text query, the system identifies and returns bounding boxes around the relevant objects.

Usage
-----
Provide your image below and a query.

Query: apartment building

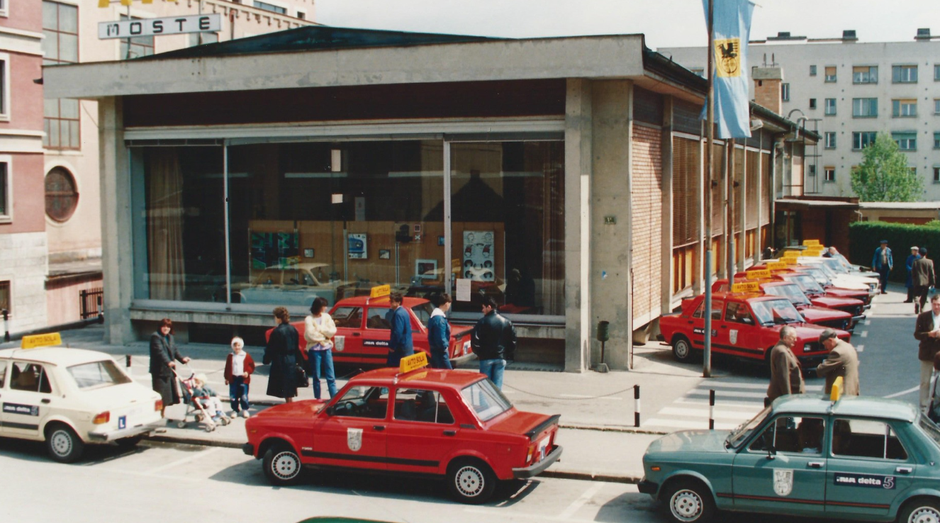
[40,0,314,324]
[661,29,940,201]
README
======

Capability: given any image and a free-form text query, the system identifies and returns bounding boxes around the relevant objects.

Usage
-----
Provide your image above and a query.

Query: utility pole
[703,0,714,378]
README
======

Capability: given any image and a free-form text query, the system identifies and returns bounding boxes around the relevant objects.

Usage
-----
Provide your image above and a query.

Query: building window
[42,1,80,149]
[825,132,836,149]
[296,9,306,19]
[824,166,835,182]
[825,66,837,83]
[45,167,79,223]
[934,99,940,115]
[892,99,917,117]
[825,98,837,116]
[0,54,8,120]
[0,158,9,222]
[119,15,154,59]
[852,132,877,150]
[892,131,917,151]
[934,132,940,150]
[934,166,940,183]
[253,1,286,14]
[0,0,7,17]
[808,164,816,177]
[0,281,9,316]
[852,98,878,117]
[809,98,817,110]
[809,65,817,76]
[781,83,790,102]
[892,65,918,83]
[853,65,878,84]
[188,31,219,47]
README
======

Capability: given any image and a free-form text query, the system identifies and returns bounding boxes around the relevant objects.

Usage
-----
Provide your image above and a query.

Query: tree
[849,132,924,202]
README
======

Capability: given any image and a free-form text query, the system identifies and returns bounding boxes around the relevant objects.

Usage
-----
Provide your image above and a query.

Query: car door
[384,387,459,473]
[1,362,53,440]
[723,301,766,360]
[825,418,914,518]
[330,306,366,363]
[362,306,392,361]
[689,300,721,350]
[312,384,389,470]
[732,415,828,516]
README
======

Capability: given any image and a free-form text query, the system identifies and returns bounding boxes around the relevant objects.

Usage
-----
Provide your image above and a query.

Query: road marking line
[698,382,770,390]
[885,386,919,399]
[859,331,868,338]
[145,447,222,475]
[657,407,762,419]
[558,483,605,519]
[644,418,741,430]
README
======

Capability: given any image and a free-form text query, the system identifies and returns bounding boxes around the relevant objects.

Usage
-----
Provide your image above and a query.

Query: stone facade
[0,232,48,332]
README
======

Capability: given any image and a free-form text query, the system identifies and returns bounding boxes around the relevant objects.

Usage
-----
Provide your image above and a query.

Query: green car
[639,394,940,523]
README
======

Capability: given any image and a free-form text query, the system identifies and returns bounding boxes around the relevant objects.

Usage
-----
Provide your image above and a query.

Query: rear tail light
[93,411,110,425]
[155,399,164,412]
[526,445,535,463]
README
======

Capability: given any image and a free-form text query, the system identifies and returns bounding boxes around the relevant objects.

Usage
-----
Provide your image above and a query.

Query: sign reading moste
[98,14,221,39]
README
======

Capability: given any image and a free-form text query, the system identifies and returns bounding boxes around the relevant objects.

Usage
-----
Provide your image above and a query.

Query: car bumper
[451,353,477,366]
[87,419,164,443]
[243,443,255,457]
[637,479,658,495]
[512,445,563,479]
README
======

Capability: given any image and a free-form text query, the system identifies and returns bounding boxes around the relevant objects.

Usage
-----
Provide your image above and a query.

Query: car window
[394,388,455,424]
[749,416,825,455]
[692,300,722,320]
[10,362,51,394]
[461,379,512,422]
[255,269,276,285]
[727,406,771,448]
[411,302,434,329]
[725,302,753,324]
[67,360,132,390]
[0,361,5,388]
[367,307,392,330]
[283,269,301,285]
[692,301,705,319]
[332,307,363,328]
[832,418,908,460]
[331,385,389,419]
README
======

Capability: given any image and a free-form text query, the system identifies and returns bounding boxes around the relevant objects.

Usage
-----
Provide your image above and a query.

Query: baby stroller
[165,367,231,432]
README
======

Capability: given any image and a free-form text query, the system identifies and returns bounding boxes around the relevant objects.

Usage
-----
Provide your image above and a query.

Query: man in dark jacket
[428,293,453,369]
[872,240,893,294]
[471,296,516,389]
[906,246,921,303]
[385,292,414,367]
[912,247,936,314]
[914,293,940,411]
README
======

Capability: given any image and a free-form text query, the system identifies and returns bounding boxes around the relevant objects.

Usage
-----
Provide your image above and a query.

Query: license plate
[118,415,127,430]
[538,438,548,461]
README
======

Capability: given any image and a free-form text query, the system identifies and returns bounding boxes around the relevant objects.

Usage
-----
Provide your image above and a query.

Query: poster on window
[250,232,299,270]
[348,233,368,259]
[462,231,495,282]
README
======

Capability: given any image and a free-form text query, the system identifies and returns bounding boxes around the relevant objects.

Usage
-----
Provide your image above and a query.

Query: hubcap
[670,489,703,522]
[909,506,940,523]
[455,466,484,497]
[272,451,299,480]
[51,431,72,456]
[676,341,689,359]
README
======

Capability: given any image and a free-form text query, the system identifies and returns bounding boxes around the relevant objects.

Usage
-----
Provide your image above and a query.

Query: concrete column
[738,144,747,272]
[98,97,134,344]
[661,97,674,313]
[590,80,633,371]
[564,78,592,373]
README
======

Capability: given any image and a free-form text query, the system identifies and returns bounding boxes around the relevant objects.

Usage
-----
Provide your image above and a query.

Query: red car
[770,271,870,316]
[658,292,850,367]
[269,294,474,366]
[242,357,563,504]
[713,279,857,331]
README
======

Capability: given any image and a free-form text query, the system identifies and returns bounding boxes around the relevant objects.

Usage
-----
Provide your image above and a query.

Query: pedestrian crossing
[643,380,823,431]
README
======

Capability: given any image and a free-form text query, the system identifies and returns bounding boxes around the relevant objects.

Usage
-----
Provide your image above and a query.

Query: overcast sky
[314,0,940,50]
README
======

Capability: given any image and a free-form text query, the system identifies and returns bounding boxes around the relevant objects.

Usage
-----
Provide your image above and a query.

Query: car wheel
[663,478,715,523]
[672,336,694,363]
[46,424,85,463]
[898,497,940,523]
[263,444,303,486]
[447,458,497,504]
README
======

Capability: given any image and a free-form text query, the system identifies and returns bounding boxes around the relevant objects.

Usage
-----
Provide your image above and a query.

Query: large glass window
[892,65,918,84]
[893,132,917,151]
[852,98,877,118]
[42,1,79,149]
[852,132,876,150]
[852,65,878,84]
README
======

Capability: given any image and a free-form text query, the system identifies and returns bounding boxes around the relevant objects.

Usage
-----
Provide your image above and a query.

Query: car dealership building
[43,26,810,371]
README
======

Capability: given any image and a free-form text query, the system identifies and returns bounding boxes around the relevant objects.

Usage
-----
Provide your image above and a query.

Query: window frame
[824,98,837,116]
[0,280,9,317]
[892,132,917,151]
[934,166,940,183]
[0,0,7,18]
[934,99,940,115]
[852,98,878,118]
[892,64,918,84]
[0,52,9,121]
[934,132,940,150]
[852,65,878,85]
[825,132,837,149]
[852,132,877,151]
[781,83,790,102]
[0,156,11,223]
[809,98,817,110]
[935,64,940,81]
[824,166,836,182]
[809,65,817,77]
[824,66,837,83]
[42,1,80,150]
[44,166,79,223]
[892,99,918,118]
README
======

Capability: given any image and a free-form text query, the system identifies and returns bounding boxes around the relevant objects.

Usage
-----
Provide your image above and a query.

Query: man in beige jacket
[767,326,805,404]
[816,328,860,395]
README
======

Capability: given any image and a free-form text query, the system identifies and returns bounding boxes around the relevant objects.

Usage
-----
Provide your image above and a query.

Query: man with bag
[912,247,936,314]
[914,294,940,411]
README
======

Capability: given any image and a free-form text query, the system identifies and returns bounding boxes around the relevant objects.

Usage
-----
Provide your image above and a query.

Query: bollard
[2,309,8,342]
[709,389,716,430]
[126,355,132,368]
[634,384,641,427]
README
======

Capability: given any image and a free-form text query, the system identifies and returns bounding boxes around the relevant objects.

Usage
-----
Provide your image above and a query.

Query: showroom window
[45,167,79,222]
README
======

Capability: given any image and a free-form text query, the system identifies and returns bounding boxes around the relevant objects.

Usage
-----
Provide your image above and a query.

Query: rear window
[67,360,132,390]
[460,379,512,422]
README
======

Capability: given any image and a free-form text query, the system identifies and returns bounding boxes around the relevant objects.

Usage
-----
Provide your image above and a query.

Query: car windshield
[822,258,848,274]
[799,266,831,286]
[67,360,133,390]
[788,274,825,294]
[750,299,804,325]
[727,406,771,448]
[461,379,512,422]
[763,284,811,306]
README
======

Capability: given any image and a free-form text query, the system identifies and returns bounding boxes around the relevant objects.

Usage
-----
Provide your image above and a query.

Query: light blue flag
[702,0,755,139]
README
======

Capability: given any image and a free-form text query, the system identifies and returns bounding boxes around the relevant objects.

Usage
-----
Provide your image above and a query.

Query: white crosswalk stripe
[644,381,823,431]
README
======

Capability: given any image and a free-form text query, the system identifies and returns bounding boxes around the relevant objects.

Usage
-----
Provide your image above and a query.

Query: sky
[314,0,940,51]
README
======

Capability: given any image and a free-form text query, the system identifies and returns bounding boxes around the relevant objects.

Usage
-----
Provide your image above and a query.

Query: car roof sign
[21,332,62,349]
[370,285,391,299]
[399,352,428,375]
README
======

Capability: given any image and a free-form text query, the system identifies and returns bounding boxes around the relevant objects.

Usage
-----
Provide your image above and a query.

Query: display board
[462,230,495,282]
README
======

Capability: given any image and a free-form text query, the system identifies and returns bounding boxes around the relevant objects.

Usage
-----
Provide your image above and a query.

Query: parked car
[774,271,871,313]
[639,389,940,523]
[242,356,563,503]
[713,279,858,331]
[226,263,353,307]
[0,341,163,463]
[657,292,850,367]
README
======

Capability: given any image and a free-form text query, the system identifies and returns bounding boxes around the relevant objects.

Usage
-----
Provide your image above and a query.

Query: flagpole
[703,0,714,379]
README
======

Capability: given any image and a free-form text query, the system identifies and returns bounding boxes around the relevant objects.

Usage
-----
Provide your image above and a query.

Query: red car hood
[811,296,864,309]
[799,306,851,322]
[253,399,328,421]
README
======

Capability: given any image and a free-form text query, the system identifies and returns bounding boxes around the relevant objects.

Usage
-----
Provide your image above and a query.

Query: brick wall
[632,124,663,321]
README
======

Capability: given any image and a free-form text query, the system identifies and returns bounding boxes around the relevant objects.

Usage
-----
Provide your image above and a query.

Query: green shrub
[848,221,940,282]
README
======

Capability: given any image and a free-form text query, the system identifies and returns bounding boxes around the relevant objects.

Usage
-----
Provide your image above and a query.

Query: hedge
[848,221,940,282]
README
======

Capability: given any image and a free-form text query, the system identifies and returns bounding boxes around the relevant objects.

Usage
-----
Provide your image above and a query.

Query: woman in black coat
[264,306,301,402]
[149,318,190,415]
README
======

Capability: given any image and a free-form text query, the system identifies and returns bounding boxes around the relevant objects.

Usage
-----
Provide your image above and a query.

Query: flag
[702,0,755,139]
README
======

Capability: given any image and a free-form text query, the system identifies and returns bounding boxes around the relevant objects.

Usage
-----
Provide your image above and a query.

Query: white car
[0,346,164,463]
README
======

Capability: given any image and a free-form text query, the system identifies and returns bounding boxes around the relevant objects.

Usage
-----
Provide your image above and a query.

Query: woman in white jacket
[305,297,338,399]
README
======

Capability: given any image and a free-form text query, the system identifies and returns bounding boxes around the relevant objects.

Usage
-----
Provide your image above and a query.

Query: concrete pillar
[564,79,592,373]
[661,97,674,314]
[98,97,135,344]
